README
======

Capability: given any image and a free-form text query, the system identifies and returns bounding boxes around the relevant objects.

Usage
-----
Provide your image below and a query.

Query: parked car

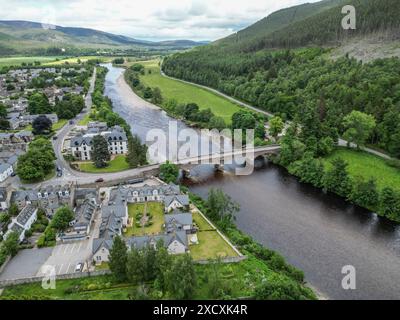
[75,262,84,272]
[11,172,16,177]
[52,136,58,140]
[57,170,63,177]
[95,178,104,183]
[69,120,74,125]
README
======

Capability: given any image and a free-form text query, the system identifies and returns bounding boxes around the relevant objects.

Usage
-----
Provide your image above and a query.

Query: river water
[103,63,400,300]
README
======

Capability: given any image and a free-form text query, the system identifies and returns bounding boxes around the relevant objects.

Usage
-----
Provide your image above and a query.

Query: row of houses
[92,183,194,264]
[1,185,99,243]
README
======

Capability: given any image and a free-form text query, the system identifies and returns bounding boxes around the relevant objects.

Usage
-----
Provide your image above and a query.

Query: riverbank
[103,63,400,300]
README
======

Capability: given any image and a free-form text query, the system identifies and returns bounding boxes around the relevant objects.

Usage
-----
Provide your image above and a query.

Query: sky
[0,0,320,41]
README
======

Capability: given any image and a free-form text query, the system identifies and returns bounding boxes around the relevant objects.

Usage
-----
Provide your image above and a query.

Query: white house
[70,126,128,161]
[164,195,190,212]
[0,163,13,182]
[4,205,38,242]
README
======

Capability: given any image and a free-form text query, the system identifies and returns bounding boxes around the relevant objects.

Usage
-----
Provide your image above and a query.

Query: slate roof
[15,205,37,227]
[164,195,189,208]
[164,213,193,233]
[0,163,12,173]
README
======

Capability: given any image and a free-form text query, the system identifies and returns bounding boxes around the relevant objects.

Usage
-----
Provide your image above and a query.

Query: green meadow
[136,60,242,124]
[323,147,400,191]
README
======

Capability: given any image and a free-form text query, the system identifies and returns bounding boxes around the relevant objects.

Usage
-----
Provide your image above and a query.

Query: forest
[163,47,400,158]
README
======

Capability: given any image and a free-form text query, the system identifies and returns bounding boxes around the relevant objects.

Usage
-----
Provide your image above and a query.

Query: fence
[0,269,111,288]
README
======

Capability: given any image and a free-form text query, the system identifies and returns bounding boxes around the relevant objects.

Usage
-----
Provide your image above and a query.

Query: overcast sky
[1,0,320,41]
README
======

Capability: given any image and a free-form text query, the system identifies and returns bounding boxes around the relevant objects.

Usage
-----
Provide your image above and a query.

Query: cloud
[0,0,321,41]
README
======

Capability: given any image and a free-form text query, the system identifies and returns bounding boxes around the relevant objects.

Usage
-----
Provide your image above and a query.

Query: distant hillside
[214,0,400,51]
[217,0,344,47]
[0,20,206,55]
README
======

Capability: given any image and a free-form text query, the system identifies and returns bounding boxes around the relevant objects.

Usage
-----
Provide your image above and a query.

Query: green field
[323,147,400,191]
[136,60,242,124]
[78,155,130,173]
[0,56,63,67]
[190,210,238,260]
[125,202,164,236]
[43,56,112,66]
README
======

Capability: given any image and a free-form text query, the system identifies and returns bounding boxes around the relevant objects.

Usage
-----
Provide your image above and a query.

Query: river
[103,63,400,300]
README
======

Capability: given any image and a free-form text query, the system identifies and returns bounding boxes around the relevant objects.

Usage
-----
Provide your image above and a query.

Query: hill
[0,20,206,55]
[163,0,400,158]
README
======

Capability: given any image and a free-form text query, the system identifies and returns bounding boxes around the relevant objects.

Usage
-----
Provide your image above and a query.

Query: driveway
[37,239,93,276]
[0,247,53,281]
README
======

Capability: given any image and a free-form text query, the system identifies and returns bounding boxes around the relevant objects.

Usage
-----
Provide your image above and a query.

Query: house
[60,196,97,242]
[99,205,128,239]
[10,190,39,209]
[71,197,97,234]
[37,185,72,216]
[164,195,190,212]
[4,205,38,242]
[0,163,13,182]
[110,183,181,204]
[11,185,71,214]
[164,212,193,234]
[92,231,188,265]
[0,187,8,211]
[70,126,128,161]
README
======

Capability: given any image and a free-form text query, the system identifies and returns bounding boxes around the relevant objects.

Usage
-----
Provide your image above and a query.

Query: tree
[289,152,324,188]
[154,241,172,292]
[109,235,128,282]
[165,254,196,299]
[254,276,306,300]
[17,138,56,182]
[51,207,74,231]
[0,103,7,118]
[379,187,400,222]
[28,92,52,114]
[126,246,145,284]
[350,177,379,210]
[183,103,199,121]
[159,161,179,184]
[152,87,163,104]
[92,135,110,168]
[209,116,226,131]
[269,116,284,142]
[322,158,352,197]
[3,232,19,256]
[32,115,52,135]
[143,87,153,99]
[343,111,376,148]
[8,203,19,216]
[126,135,148,168]
[207,188,239,226]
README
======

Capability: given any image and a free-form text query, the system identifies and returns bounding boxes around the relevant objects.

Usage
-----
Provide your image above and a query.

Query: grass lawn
[190,230,238,261]
[323,147,400,191]
[0,56,63,67]
[78,114,91,125]
[125,202,164,236]
[78,155,130,173]
[135,60,242,124]
[192,211,215,231]
[52,119,68,131]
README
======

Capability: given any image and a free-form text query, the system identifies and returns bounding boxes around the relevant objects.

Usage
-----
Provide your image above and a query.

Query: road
[161,66,393,161]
